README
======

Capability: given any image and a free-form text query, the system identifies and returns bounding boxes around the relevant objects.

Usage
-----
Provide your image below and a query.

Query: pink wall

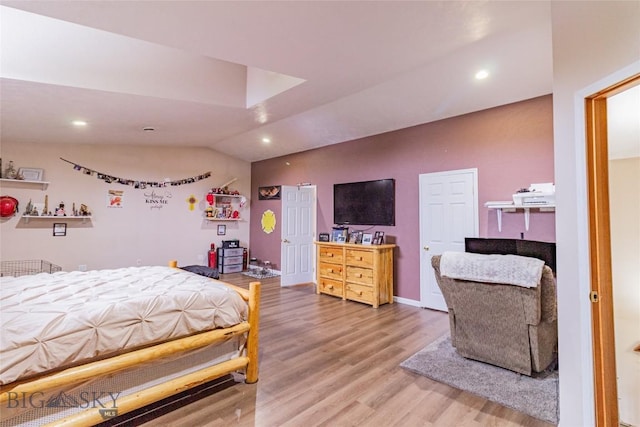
[250,95,554,301]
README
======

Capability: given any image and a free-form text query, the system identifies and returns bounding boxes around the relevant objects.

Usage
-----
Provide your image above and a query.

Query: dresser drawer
[345,266,374,285]
[345,249,374,268]
[219,255,243,266]
[319,262,343,280]
[219,264,243,274]
[346,283,375,304]
[319,246,343,264]
[318,277,344,298]
[217,247,244,257]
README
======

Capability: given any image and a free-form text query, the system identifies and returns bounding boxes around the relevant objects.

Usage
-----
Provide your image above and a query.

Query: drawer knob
[327,253,333,257]
[328,285,334,289]
[358,291,363,295]
[356,256,362,261]
[356,273,362,278]
[328,268,334,273]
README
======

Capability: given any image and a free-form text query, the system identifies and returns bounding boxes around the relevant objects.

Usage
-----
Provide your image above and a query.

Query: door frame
[585,73,639,426]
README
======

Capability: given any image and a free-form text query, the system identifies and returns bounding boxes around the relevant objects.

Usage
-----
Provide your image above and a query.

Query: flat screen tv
[465,238,556,272]
[334,179,395,226]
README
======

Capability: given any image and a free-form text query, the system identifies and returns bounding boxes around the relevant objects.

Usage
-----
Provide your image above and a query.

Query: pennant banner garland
[60,158,211,189]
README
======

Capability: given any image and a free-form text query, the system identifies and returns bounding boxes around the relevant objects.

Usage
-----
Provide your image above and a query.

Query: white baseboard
[393,296,423,307]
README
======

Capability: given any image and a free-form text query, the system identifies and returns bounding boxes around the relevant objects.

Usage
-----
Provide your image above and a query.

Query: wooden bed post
[245,281,260,383]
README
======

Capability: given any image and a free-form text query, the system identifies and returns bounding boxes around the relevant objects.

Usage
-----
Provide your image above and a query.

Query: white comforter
[0,266,248,385]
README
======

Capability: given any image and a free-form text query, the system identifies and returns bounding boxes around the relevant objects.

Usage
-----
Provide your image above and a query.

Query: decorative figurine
[4,161,17,179]
[26,200,39,216]
[24,199,33,216]
[42,195,49,216]
[55,202,66,216]
[79,204,91,216]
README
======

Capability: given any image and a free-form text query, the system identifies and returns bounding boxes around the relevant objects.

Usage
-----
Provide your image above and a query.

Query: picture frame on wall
[217,224,226,235]
[258,185,281,200]
[53,223,67,237]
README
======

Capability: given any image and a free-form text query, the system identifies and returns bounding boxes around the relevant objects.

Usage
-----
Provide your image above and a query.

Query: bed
[0,261,260,426]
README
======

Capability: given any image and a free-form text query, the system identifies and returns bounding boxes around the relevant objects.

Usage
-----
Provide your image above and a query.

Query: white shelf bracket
[485,201,554,233]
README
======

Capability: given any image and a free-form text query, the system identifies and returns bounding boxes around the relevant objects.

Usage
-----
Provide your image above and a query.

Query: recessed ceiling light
[72,120,87,127]
[262,137,271,144]
[475,70,489,80]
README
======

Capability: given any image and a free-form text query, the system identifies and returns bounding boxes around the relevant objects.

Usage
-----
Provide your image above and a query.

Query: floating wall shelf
[0,178,50,190]
[22,215,92,224]
[484,201,555,232]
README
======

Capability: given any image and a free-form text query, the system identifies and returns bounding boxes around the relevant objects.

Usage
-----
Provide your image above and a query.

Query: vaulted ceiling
[2,1,557,162]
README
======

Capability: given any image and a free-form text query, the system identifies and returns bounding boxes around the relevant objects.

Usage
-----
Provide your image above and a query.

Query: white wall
[551,1,640,425]
[609,157,640,426]
[0,142,251,271]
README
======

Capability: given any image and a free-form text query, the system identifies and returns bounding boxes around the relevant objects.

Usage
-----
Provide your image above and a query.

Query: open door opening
[585,73,639,427]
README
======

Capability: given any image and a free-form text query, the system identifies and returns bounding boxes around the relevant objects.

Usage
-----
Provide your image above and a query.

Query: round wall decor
[261,209,276,234]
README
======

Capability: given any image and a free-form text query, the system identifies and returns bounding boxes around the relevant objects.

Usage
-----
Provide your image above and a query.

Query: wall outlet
[78,264,87,272]
[136,259,142,266]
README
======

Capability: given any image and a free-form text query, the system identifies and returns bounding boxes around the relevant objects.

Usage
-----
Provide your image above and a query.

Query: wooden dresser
[315,241,396,308]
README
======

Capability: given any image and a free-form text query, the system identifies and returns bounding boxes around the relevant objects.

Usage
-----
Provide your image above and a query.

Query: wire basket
[0,260,62,277]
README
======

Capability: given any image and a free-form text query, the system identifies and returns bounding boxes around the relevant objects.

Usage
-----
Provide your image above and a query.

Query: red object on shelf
[206,192,215,206]
[0,196,18,217]
[208,243,217,268]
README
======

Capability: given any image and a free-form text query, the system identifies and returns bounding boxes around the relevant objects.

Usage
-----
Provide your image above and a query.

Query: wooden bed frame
[0,261,260,426]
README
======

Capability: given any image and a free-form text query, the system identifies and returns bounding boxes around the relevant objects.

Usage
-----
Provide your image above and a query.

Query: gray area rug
[242,269,280,279]
[400,335,558,424]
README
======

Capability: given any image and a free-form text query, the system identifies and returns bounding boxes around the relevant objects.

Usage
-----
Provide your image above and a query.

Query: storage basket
[0,260,62,277]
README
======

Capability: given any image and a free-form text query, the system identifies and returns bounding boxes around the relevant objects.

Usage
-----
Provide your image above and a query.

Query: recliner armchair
[431,254,557,376]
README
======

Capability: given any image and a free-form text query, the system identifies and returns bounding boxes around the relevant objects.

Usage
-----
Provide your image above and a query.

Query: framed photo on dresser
[373,231,385,245]
[349,231,363,244]
[332,228,348,242]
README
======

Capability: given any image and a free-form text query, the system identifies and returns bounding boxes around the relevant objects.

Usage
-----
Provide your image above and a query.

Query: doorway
[585,73,639,427]
[419,168,478,310]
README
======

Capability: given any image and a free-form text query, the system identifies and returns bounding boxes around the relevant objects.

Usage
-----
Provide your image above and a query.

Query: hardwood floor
[140,274,554,427]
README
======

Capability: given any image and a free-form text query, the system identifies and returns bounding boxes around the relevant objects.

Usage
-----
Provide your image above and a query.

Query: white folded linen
[439,251,544,288]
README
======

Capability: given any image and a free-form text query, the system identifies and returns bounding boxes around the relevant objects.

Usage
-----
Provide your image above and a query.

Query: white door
[419,169,478,310]
[280,185,316,287]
